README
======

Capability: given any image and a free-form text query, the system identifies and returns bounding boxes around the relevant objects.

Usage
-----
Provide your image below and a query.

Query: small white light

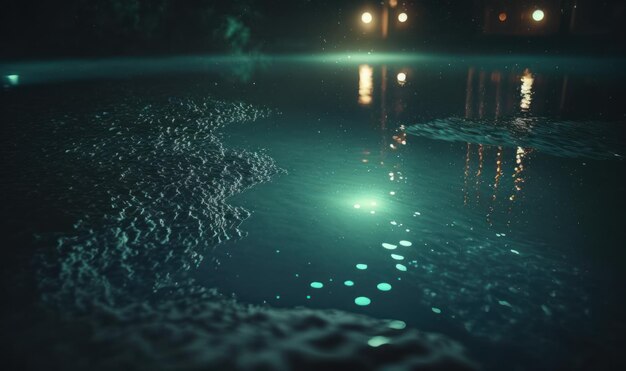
[362,12,373,24]
[396,72,407,84]
[532,9,544,22]
[398,13,408,23]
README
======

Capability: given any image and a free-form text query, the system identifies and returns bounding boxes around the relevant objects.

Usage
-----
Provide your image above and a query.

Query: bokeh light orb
[398,13,408,23]
[396,72,407,83]
[498,12,507,22]
[532,9,545,22]
[361,12,373,24]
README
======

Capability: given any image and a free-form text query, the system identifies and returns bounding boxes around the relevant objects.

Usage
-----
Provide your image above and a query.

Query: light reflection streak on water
[358,64,373,106]
[507,146,529,226]
[487,146,503,226]
[475,145,484,202]
[463,143,472,206]
[520,69,534,111]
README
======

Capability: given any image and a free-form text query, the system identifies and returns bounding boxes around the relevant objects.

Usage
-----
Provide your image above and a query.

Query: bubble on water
[310,282,324,289]
[388,320,406,330]
[431,307,442,314]
[355,296,371,306]
[377,283,392,291]
[390,221,397,225]
[344,280,354,286]
[356,264,368,270]
[391,254,404,260]
[399,240,412,247]
[395,264,407,272]
[382,243,397,250]
[368,336,391,347]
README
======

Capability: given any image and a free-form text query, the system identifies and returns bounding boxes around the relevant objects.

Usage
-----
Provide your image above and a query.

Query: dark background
[1,0,625,59]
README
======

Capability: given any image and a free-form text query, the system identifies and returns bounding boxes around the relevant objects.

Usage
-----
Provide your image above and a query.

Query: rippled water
[1,55,625,370]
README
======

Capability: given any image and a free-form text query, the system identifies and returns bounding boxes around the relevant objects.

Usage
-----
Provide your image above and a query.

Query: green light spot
[310,281,324,289]
[367,336,391,347]
[431,307,442,314]
[355,296,371,306]
[344,280,354,286]
[306,295,311,299]
[395,264,407,272]
[399,240,412,247]
[276,295,280,299]
[382,243,397,250]
[5,74,19,85]
[391,254,404,260]
[388,320,406,330]
[377,283,392,291]
[356,263,368,270]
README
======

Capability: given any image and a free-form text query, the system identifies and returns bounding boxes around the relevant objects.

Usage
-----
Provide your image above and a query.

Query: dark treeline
[1,0,268,58]
[1,0,625,60]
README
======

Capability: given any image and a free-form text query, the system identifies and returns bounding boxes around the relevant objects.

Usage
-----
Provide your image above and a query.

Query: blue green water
[1,55,625,370]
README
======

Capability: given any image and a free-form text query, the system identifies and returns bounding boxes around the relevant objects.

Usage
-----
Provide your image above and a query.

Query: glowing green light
[377,283,392,291]
[355,296,371,306]
[5,74,19,85]
[388,320,406,330]
[391,254,404,260]
[344,280,354,286]
[399,240,412,247]
[356,263,368,270]
[310,282,324,289]
[532,9,545,22]
[367,336,391,347]
[431,307,442,314]
[382,243,397,250]
[395,264,407,272]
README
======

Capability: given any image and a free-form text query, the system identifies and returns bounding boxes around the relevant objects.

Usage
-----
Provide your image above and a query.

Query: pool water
[1,55,625,370]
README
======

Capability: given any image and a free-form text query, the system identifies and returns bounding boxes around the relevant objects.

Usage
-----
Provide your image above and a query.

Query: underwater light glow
[498,12,507,22]
[310,282,324,289]
[355,296,371,306]
[377,283,392,291]
[398,13,408,23]
[344,280,354,286]
[532,9,544,22]
[361,12,373,24]
[356,263,368,270]
[397,72,407,83]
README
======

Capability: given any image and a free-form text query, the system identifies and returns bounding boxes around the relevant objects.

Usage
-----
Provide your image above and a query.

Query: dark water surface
[1,55,625,370]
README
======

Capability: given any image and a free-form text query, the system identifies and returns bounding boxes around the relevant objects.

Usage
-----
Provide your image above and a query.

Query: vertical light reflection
[463,143,471,206]
[486,146,503,226]
[491,71,502,118]
[507,146,528,228]
[478,70,486,118]
[358,64,373,106]
[465,68,475,118]
[520,69,534,111]
[475,144,484,201]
